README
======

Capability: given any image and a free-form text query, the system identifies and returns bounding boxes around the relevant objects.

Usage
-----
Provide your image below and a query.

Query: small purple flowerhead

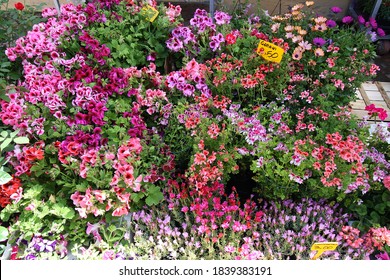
[313,37,326,47]
[377,28,386,37]
[369,17,378,29]
[357,15,365,25]
[342,16,354,24]
[366,30,378,42]
[326,19,337,28]
[330,6,342,14]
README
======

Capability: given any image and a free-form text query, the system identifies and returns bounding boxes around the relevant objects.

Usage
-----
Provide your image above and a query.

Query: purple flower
[313,37,326,47]
[166,37,184,52]
[358,15,365,25]
[367,30,377,41]
[25,254,37,260]
[34,239,57,252]
[146,52,156,62]
[102,250,115,260]
[369,17,378,29]
[342,16,354,24]
[377,28,386,37]
[375,252,390,260]
[330,6,342,13]
[209,33,225,51]
[214,11,232,25]
[326,19,337,28]
[115,252,126,260]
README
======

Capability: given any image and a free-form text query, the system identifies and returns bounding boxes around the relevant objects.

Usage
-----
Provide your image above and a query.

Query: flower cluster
[0,0,388,260]
[0,177,22,208]
[340,226,390,254]
[17,234,68,260]
[69,197,373,260]
[365,104,388,121]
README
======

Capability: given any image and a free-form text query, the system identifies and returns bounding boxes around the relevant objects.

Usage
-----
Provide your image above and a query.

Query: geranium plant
[0,0,388,260]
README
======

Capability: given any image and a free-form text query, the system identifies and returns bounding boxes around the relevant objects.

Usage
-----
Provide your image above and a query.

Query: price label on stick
[256,40,284,63]
[140,5,159,22]
[310,242,338,260]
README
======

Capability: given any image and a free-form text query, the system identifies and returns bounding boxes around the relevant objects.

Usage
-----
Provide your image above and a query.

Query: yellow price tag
[256,40,284,63]
[140,5,159,22]
[310,242,338,260]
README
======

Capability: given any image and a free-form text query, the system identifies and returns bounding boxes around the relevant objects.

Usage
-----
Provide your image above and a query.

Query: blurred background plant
[357,0,390,23]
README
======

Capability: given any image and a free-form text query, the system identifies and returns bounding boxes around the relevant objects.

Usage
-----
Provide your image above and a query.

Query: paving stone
[361,82,378,91]
[350,100,366,110]
[366,91,384,101]
[380,82,390,91]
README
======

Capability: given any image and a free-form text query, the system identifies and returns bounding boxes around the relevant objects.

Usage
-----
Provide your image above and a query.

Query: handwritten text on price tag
[311,242,338,260]
[140,5,159,22]
[256,40,284,63]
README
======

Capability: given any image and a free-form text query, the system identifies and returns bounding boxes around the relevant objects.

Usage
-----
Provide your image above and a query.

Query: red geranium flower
[225,33,236,45]
[14,2,24,11]
[0,177,21,208]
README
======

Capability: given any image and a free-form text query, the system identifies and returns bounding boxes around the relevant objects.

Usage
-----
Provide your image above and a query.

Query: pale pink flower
[10,188,23,203]
[112,205,129,217]
[132,175,143,192]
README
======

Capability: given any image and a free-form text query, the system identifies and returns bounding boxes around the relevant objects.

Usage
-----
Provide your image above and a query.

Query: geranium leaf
[145,186,163,206]
[0,170,12,185]
[0,226,8,242]
[13,137,29,144]
[0,137,13,151]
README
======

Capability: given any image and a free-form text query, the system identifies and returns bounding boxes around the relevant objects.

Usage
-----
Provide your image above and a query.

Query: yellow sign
[256,40,284,63]
[140,5,159,22]
[311,242,338,260]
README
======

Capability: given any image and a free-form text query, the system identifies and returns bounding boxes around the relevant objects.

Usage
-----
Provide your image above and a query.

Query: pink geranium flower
[365,104,388,121]
[384,176,390,191]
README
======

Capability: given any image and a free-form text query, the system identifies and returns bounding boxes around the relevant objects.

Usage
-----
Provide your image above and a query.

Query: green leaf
[37,205,50,219]
[0,170,12,185]
[131,192,145,203]
[355,204,367,216]
[0,93,10,102]
[63,208,75,220]
[0,226,8,242]
[0,131,8,138]
[108,224,117,233]
[374,203,386,215]
[370,211,381,223]
[0,137,13,151]
[13,136,29,144]
[382,191,390,202]
[30,164,45,177]
[145,186,163,206]
[9,130,19,138]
